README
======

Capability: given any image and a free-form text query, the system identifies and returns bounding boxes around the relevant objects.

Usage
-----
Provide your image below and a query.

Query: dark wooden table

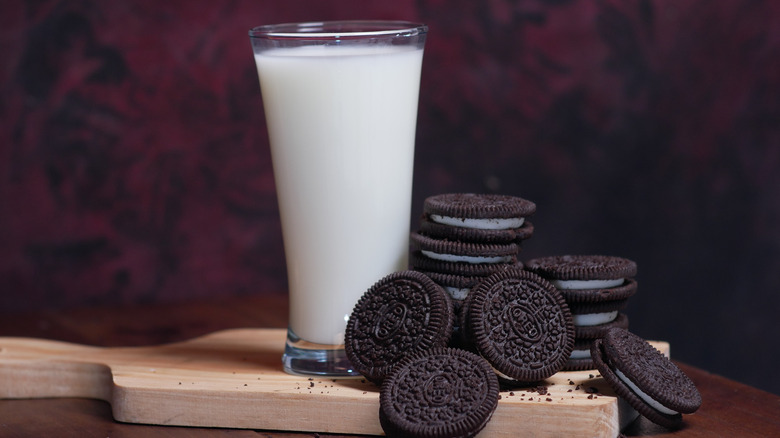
[1,294,778,437]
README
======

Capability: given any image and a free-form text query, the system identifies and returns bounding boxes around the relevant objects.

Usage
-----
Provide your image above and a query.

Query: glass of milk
[249,21,427,376]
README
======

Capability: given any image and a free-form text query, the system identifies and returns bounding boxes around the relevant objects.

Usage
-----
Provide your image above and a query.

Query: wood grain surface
[0,328,669,436]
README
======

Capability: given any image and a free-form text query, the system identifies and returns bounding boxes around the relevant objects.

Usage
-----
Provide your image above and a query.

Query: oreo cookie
[410,251,520,277]
[410,232,519,264]
[379,347,500,438]
[419,216,534,244]
[591,328,702,429]
[344,271,454,384]
[557,278,638,306]
[524,255,637,287]
[422,193,536,243]
[463,268,574,385]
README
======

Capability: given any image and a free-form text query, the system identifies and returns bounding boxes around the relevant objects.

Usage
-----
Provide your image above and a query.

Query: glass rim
[248,20,427,40]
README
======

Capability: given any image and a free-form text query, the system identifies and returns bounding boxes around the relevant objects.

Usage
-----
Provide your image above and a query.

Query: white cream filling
[614,368,679,416]
[491,365,515,382]
[430,214,525,230]
[445,286,470,301]
[572,311,619,327]
[569,348,592,360]
[421,250,513,264]
[551,278,624,290]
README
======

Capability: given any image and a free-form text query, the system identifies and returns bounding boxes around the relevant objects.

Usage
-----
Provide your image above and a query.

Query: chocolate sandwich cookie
[410,251,520,277]
[419,216,535,244]
[524,255,637,289]
[379,347,500,438]
[410,232,519,264]
[592,328,702,429]
[423,193,536,237]
[463,268,574,385]
[344,271,454,384]
[556,278,638,306]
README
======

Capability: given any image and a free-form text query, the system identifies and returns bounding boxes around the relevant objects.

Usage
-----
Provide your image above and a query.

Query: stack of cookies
[524,255,638,370]
[344,192,701,436]
[408,193,536,319]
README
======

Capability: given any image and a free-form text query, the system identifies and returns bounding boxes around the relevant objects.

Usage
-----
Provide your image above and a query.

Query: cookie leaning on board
[343,193,701,436]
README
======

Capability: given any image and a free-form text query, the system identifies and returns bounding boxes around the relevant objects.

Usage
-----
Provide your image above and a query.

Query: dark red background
[2,1,778,394]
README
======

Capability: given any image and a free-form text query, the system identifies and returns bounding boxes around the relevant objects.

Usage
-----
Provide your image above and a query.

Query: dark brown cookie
[379,347,500,438]
[525,255,637,283]
[344,271,454,384]
[463,268,574,385]
[409,250,520,277]
[424,193,536,221]
[410,232,519,263]
[419,217,534,243]
[591,328,702,429]
[557,279,638,304]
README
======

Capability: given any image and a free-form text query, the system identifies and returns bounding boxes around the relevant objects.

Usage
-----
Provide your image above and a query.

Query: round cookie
[591,328,702,429]
[463,268,574,385]
[379,347,500,438]
[525,255,637,289]
[410,232,519,264]
[409,251,521,277]
[344,271,454,384]
[557,279,638,305]
[423,193,536,228]
[419,217,534,244]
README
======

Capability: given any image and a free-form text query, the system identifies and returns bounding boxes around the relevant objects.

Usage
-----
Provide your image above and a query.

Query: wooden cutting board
[0,328,668,437]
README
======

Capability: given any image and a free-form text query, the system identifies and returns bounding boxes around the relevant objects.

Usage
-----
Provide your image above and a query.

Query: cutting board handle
[0,337,112,400]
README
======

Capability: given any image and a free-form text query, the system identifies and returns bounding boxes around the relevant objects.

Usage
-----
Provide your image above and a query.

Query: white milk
[255,45,424,346]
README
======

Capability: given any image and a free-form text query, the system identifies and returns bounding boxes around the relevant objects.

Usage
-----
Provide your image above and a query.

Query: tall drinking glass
[249,21,427,376]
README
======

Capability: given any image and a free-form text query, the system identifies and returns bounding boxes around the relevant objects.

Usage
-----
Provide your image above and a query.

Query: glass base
[282,328,361,377]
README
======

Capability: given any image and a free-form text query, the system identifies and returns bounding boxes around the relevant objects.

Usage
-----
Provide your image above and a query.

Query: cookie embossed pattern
[344,271,454,384]
[463,268,575,385]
